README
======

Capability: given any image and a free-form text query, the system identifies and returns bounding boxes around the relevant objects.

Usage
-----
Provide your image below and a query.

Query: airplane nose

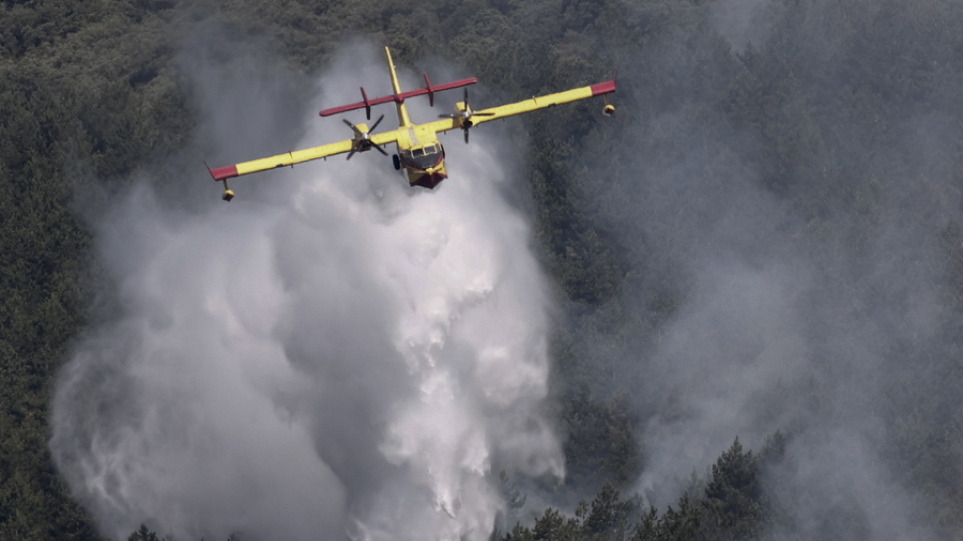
[412,172,446,189]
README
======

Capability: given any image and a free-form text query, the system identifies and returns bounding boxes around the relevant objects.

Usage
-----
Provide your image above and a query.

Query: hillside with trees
[4,0,963,539]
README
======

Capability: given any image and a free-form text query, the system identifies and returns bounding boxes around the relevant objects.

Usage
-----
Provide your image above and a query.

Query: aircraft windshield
[400,144,443,170]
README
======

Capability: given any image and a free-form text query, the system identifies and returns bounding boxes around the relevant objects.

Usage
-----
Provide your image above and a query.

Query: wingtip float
[207,46,616,201]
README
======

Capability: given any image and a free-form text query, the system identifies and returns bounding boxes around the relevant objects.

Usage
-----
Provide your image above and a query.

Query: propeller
[439,88,494,143]
[344,114,388,160]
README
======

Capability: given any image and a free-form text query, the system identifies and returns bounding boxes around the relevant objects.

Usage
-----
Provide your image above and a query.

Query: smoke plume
[50,41,561,541]
[572,1,961,538]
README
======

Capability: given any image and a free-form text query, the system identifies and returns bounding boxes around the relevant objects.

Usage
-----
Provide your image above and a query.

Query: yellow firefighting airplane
[208,47,616,201]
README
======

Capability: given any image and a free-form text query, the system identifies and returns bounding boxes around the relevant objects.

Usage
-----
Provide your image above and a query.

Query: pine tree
[701,438,764,540]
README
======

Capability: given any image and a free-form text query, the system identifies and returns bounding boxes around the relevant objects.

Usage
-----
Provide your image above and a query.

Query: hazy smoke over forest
[43,1,963,540]
[50,42,560,541]
[575,1,960,538]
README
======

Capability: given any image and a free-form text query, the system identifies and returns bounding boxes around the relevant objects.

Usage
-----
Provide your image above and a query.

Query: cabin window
[400,144,444,170]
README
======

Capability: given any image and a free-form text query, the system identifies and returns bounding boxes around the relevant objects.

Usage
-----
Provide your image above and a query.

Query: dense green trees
[503,437,784,541]
[1,2,194,538]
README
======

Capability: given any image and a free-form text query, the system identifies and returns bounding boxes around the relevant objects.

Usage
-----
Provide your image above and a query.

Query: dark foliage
[506,438,782,541]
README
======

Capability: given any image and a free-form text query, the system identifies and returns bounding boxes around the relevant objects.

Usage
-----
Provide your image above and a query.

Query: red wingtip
[590,80,617,96]
[209,165,238,181]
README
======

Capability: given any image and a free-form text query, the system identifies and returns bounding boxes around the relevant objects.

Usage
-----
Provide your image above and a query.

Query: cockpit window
[400,145,444,170]
[409,144,437,157]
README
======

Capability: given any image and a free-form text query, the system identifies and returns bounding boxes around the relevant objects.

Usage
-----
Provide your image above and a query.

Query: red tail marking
[423,73,435,106]
[320,78,478,117]
[360,87,371,120]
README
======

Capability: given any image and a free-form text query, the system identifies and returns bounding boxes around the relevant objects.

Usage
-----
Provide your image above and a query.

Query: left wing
[209,128,404,181]
[423,80,617,135]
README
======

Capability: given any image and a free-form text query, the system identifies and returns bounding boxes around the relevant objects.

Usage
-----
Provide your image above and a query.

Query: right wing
[421,80,617,135]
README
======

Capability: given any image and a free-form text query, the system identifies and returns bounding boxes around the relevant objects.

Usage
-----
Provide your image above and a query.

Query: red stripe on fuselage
[412,173,447,189]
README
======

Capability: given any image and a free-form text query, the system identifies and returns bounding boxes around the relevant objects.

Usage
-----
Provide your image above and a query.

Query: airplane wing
[423,80,617,135]
[208,129,404,181]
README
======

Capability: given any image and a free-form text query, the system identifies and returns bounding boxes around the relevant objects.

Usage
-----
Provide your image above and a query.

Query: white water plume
[51,44,561,541]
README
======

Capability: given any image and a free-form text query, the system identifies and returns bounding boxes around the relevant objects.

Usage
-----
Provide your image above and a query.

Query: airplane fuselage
[383,49,450,189]
[391,122,448,188]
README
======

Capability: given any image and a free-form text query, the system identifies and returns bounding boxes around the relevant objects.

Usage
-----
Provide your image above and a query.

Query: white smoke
[577,5,950,537]
[51,43,562,541]
[709,0,786,52]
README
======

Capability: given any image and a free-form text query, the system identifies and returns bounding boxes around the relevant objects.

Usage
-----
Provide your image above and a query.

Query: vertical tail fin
[384,47,412,127]
[385,46,403,95]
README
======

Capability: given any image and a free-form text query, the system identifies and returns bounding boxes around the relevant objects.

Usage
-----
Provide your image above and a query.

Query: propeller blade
[464,127,469,144]
[343,118,363,137]
[473,112,495,116]
[370,114,385,132]
[373,144,388,156]
[346,148,356,160]
[464,87,469,108]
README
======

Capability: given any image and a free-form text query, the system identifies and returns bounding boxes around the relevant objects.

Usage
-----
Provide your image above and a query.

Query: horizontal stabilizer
[320,77,478,118]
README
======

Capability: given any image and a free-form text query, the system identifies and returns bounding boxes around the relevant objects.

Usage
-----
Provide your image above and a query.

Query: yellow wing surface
[424,81,617,134]
[209,129,403,181]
